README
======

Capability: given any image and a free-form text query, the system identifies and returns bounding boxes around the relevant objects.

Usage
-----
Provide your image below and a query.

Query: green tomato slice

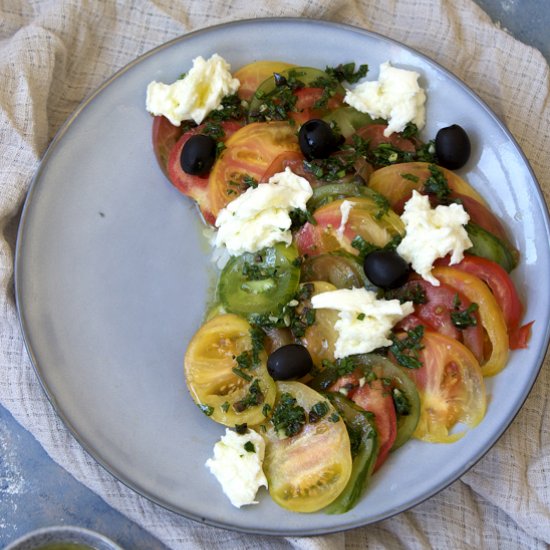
[218,243,301,319]
[466,222,517,272]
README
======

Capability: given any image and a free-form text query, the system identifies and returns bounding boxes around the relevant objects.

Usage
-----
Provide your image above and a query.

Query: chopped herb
[346,424,363,457]
[357,312,366,321]
[262,403,272,417]
[221,401,230,413]
[289,208,316,229]
[371,189,390,219]
[201,121,225,139]
[328,412,341,423]
[244,441,256,453]
[451,299,479,329]
[401,172,420,183]
[308,401,330,423]
[324,62,369,84]
[416,140,437,163]
[232,366,253,382]
[401,122,419,139]
[242,261,278,281]
[242,174,258,189]
[233,379,264,412]
[235,423,248,434]
[389,326,425,369]
[423,164,451,202]
[271,392,307,437]
[198,403,214,416]
[392,388,411,416]
[385,283,427,305]
[351,235,379,259]
[205,93,247,122]
[322,356,357,377]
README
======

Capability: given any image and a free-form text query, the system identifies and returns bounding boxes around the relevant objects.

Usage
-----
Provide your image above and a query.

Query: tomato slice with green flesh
[323,107,376,138]
[294,196,404,258]
[167,121,242,224]
[323,393,378,514]
[207,121,301,219]
[152,115,187,177]
[443,255,532,349]
[218,243,300,320]
[261,381,352,513]
[368,161,489,209]
[330,373,396,471]
[184,314,276,427]
[395,278,485,363]
[400,330,486,443]
[431,266,509,376]
[465,222,518,272]
[248,67,346,124]
[233,60,295,102]
[300,251,373,290]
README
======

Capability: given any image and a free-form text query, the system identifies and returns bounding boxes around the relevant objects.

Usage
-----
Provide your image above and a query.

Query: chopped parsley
[235,423,248,434]
[271,392,307,437]
[389,326,425,369]
[205,93,247,122]
[324,62,369,84]
[392,388,411,416]
[385,283,427,305]
[233,379,264,412]
[244,441,256,453]
[423,164,451,202]
[198,403,214,416]
[451,295,479,329]
[308,401,330,423]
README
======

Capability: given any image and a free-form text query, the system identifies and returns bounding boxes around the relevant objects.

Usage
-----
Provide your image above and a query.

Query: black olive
[180,134,217,176]
[267,344,313,381]
[435,124,471,170]
[273,72,288,87]
[298,119,340,160]
[363,249,410,290]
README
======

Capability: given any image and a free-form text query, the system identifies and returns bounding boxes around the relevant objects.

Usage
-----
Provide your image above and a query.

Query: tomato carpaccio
[148,57,531,515]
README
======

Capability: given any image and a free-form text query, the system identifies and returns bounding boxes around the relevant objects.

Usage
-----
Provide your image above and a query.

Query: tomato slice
[233,60,295,102]
[431,266,509,376]
[261,381,352,513]
[167,121,242,224]
[294,196,404,258]
[402,330,486,443]
[355,124,417,154]
[368,161,489,210]
[218,243,301,320]
[152,115,186,177]
[184,314,277,427]
[208,122,301,219]
[448,255,532,349]
[290,87,344,124]
[395,279,484,363]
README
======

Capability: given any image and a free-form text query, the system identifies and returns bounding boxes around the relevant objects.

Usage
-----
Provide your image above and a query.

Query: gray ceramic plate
[15,18,550,535]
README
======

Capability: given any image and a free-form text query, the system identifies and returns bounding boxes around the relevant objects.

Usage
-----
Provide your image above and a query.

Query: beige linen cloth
[1,0,549,548]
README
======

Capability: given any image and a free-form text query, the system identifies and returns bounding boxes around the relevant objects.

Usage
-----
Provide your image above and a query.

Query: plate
[15,18,550,535]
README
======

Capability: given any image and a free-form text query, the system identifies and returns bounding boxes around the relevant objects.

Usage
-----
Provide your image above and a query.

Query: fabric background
[1,0,549,548]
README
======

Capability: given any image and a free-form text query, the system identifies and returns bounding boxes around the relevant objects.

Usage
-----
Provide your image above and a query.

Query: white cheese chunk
[311,288,414,359]
[214,168,313,256]
[344,61,426,137]
[205,428,268,508]
[146,53,240,126]
[396,190,472,286]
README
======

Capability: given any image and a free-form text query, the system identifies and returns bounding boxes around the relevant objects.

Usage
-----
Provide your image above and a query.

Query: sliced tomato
[260,150,314,184]
[401,330,486,443]
[294,196,404,258]
[330,371,397,471]
[208,121,301,219]
[432,266,509,376]
[368,162,489,211]
[355,124,416,153]
[167,121,242,224]
[184,314,277,427]
[395,279,484,363]
[261,381,352,512]
[290,87,344,125]
[447,255,532,349]
[152,115,186,177]
[233,60,295,102]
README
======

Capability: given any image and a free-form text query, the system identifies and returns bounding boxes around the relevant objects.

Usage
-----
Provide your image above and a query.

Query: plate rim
[14,16,550,536]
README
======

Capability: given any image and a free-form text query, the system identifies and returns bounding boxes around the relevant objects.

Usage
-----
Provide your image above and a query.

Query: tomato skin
[402,330,486,443]
[167,121,242,224]
[233,60,295,102]
[446,255,532,349]
[152,115,186,177]
[261,381,352,513]
[432,266,509,376]
[208,122,301,219]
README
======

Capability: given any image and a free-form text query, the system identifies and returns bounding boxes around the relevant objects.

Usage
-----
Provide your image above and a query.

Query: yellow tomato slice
[234,60,296,102]
[432,266,509,376]
[368,162,488,209]
[407,331,486,443]
[184,314,276,426]
[208,121,301,218]
[261,381,352,512]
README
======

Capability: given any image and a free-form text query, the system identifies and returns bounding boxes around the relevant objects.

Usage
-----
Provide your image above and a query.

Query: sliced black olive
[298,119,341,160]
[180,134,217,176]
[363,249,410,290]
[267,344,313,380]
[435,124,471,170]
[273,72,288,87]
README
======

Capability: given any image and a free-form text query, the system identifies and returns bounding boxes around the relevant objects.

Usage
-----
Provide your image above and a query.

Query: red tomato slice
[396,279,484,363]
[167,121,242,224]
[355,124,416,154]
[403,331,486,443]
[446,255,532,349]
[152,115,186,177]
[208,121,301,219]
[233,60,295,102]
[261,151,315,184]
[330,372,396,471]
[289,87,344,125]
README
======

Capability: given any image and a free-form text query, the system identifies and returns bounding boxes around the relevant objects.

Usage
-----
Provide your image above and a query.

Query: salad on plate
[145,53,533,514]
